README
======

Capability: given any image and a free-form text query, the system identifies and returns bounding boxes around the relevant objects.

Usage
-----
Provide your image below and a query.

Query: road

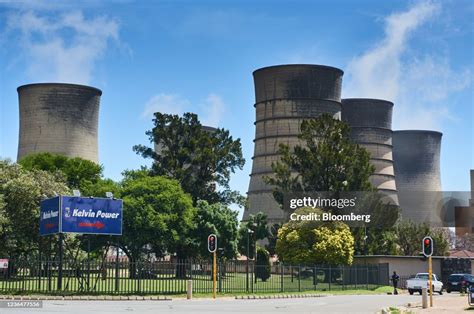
[0,294,428,314]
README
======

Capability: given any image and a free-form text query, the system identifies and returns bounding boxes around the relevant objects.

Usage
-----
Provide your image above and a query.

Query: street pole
[57,232,63,290]
[429,255,433,307]
[213,251,216,299]
[246,230,249,292]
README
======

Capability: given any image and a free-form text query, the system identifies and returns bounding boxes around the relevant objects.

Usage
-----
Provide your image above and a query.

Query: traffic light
[208,234,217,253]
[422,236,433,257]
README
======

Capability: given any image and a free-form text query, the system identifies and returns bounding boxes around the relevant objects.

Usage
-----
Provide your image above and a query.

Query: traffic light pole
[213,251,216,299]
[429,255,433,307]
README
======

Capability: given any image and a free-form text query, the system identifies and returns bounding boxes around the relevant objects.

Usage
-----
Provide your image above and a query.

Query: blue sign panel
[40,197,60,235]
[61,196,123,235]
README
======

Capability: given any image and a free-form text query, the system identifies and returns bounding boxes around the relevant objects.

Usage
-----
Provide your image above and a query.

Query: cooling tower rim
[342,98,394,107]
[253,64,344,76]
[393,130,443,136]
[254,98,342,107]
[17,83,103,96]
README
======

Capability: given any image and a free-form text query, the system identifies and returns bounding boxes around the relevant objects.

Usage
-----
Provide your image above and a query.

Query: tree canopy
[0,159,69,258]
[264,114,375,211]
[133,112,245,206]
[19,152,103,190]
[276,207,354,265]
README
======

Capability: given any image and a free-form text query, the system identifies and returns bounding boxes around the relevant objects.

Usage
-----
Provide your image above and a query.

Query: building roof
[449,250,474,258]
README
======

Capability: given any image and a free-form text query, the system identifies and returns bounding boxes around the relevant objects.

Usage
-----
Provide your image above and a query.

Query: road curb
[235,294,325,300]
[0,295,172,301]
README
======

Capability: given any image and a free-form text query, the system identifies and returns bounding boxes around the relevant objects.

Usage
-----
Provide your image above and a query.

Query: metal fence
[0,259,389,295]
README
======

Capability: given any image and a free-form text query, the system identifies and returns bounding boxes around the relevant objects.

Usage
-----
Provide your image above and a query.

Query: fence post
[355,265,357,290]
[137,260,141,294]
[298,265,301,292]
[280,264,284,293]
[342,266,345,290]
[251,262,254,293]
[328,266,331,291]
[313,266,317,289]
[57,232,63,291]
[115,240,120,292]
[366,265,369,290]
[218,259,222,293]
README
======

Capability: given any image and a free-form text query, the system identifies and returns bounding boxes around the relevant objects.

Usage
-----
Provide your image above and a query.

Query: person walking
[391,271,400,295]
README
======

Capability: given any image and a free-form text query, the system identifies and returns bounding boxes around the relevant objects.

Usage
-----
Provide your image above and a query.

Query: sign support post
[58,232,63,290]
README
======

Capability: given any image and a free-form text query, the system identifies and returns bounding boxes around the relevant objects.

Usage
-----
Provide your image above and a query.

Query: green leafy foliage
[0,159,69,258]
[120,174,195,262]
[192,200,239,260]
[394,220,449,256]
[255,247,271,282]
[264,114,375,212]
[133,112,245,205]
[238,212,269,259]
[276,207,354,265]
[19,152,103,190]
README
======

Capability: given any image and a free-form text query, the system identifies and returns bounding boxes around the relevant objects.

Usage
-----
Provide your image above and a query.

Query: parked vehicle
[406,273,443,295]
[446,273,474,293]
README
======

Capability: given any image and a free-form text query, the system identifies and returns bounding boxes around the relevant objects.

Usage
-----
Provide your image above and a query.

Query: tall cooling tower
[341,98,398,205]
[393,130,442,191]
[393,130,442,224]
[17,83,101,163]
[244,64,343,224]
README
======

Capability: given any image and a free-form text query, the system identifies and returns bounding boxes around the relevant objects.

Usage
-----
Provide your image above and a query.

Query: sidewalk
[403,294,473,313]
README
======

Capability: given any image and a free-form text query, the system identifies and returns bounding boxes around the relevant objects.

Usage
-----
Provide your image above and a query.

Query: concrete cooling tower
[244,64,344,224]
[393,130,442,192]
[341,98,398,205]
[393,130,442,224]
[17,83,101,163]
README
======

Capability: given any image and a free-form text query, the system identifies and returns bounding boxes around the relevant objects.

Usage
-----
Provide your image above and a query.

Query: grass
[0,271,385,296]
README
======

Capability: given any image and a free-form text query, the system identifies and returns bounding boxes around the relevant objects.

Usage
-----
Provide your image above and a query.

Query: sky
[0,0,472,220]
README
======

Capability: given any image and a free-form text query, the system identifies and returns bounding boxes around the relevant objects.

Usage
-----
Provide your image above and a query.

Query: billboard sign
[40,196,60,235]
[39,196,123,236]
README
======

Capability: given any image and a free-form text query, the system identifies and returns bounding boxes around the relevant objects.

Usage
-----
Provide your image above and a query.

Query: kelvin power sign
[40,196,123,236]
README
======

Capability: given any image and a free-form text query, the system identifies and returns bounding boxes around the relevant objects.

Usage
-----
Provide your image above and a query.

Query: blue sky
[0,0,472,219]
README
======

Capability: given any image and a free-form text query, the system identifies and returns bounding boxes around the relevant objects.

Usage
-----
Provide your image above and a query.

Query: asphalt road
[0,294,430,314]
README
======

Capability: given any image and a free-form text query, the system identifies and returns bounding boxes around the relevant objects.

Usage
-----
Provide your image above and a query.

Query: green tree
[19,152,103,190]
[133,112,245,205]
[192,200,239,260]
[265,223,281,257]
[0,159,69,258]
[255,247,271,282]
[264,114,374,212]
[120,174,195,277]
[238,212,269,259]
[276,207,354,265]
[394,220,449,256]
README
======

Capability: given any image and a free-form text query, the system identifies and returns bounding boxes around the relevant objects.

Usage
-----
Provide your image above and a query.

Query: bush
[256,247,271,282]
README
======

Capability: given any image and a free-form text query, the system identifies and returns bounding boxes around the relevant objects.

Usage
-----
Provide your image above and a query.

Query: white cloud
[344,1,471,131]
[141,94,190,119]
[5,10,119,84]
[200,93,225,126]
[141,93,226,127]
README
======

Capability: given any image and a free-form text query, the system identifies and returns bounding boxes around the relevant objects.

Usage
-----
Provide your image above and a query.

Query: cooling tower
[17,83,101,163]
[244,64,343,224]
[393,130,442,224]
[341,98,398,205]
[393,130,442,192]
